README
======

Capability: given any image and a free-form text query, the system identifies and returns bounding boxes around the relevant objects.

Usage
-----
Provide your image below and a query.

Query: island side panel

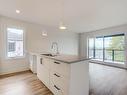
[69,60,89,95]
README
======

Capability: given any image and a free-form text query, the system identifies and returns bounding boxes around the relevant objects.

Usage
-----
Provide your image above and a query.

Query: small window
[7,28,24,58]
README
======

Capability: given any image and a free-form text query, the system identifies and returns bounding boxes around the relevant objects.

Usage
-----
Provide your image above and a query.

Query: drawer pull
[54,85,60,90]
[54,61,60,64]
[54,73,60,77]
[40,58,43,64]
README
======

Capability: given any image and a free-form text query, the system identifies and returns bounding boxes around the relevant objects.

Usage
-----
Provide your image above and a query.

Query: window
[7,28,24,58]
[95,37,103,60]
[88,38,94,58]
[88,34,125,64]
[104,34,125,63]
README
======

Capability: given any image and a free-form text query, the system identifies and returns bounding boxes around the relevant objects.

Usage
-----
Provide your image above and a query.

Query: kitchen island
[35,53,89,95]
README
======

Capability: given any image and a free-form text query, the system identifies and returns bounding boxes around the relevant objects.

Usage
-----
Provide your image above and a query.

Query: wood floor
[0,71,53,95]
[1,63,127,95]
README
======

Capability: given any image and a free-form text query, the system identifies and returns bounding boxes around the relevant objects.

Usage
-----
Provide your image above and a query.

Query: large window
[7,28,24,58]
[88,34,125,64]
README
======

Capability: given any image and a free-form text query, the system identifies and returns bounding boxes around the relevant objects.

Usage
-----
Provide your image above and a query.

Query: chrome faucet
[51,42,59,55]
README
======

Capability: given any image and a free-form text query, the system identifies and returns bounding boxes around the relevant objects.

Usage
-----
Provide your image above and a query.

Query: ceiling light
[59,22,67,30]
[42,31,48,36]
[59,26,67,30]
[16,10,20,14]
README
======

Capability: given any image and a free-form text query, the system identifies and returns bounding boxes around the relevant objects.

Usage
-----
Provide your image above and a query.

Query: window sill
[6,56,26,60]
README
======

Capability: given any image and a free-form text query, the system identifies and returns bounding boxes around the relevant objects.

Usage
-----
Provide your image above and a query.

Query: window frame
[6,27,26,59]
[88,33,125,64]
[88,38,94,58]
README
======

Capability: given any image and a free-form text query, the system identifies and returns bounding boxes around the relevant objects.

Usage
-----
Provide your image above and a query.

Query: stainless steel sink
[41,53,57,57]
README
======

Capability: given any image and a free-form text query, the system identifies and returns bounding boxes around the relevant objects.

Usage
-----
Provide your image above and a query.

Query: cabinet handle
[54,61,60,64]
[40,58,43,64]
[54,85,60,90]
[54,73,60,77]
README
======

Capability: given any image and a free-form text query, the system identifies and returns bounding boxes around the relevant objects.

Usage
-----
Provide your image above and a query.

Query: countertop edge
[42,55,89,64]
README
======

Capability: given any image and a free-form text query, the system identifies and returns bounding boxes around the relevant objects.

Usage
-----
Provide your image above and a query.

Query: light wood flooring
[1,63,127,95]
[0,71,53,95]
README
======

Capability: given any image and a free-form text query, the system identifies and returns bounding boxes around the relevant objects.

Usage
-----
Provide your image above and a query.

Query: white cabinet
[37,56,89,95]
[50,80,65,95]
[37,56,50,89]
[50,61,69,95]
[29,54,37,73]
[50,73,69,95]
[37,56,42,81]
[50,61,70,77]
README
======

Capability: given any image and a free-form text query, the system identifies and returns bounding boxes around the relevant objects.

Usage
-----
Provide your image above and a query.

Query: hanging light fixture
[42,30,48,36]
[59,22,67,30]
[59,0,67,30]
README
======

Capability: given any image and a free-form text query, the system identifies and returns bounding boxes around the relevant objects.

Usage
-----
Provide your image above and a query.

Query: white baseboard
[0,68,30,76]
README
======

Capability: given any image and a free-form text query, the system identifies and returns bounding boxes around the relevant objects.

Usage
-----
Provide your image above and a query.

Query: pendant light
[59,0,67,30]
[42,30,48,36]
[59,22,67,30]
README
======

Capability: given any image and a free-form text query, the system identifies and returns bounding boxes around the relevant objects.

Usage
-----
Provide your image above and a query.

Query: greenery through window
[88,34,125,64]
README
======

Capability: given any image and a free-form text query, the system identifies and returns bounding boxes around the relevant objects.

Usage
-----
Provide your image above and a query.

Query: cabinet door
[37,56,42,80]
[37,56,50,88]
[41,65,50,88]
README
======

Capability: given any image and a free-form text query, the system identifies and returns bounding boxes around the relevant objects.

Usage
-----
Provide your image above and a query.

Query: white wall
[0,16,79,75]
[79,24,127,67]
[26,25,79,54]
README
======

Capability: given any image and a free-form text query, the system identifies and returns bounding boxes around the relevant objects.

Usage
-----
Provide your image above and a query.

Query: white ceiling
[0,0,127,33]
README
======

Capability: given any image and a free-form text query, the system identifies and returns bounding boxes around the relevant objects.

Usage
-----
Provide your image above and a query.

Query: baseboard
[0,68,30,75]
[0,69,31,78]
[90,61,127,70]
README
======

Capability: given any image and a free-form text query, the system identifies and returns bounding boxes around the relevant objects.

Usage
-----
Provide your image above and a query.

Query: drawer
[50,60,70,77]
[41,66,50,89]
[50,71,69,94]
[50,80,65,95]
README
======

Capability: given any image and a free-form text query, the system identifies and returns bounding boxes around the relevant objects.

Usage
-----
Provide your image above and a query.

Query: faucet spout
[51,42,59,55]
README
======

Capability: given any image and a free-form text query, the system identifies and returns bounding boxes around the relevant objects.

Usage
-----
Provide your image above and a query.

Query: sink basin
[41,53,57,57]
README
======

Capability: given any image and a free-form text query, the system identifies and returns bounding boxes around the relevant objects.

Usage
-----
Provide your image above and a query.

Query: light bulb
[16,10,20,14]
[42,31,47,36]
[59,26,67,30]
[59,22,67,30]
